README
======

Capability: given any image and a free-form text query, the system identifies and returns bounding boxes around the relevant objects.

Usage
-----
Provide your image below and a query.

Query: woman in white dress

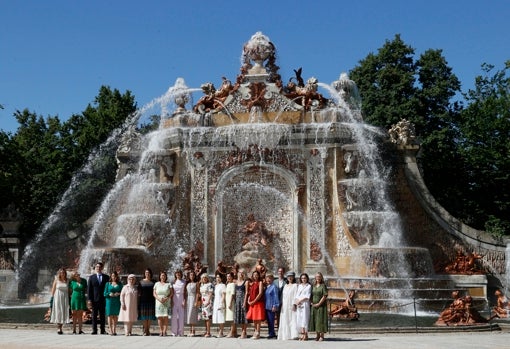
[171,269,187,336]
[277,271,298,340]
[199,273,214,337]
[153,271,172,336]
[225,272,237,337]
[212,273,226,337]
[185,270,198,336]
[294,273,311,341]
[50,268,70,334]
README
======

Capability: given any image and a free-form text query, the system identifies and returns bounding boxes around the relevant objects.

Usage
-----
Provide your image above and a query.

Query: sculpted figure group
[435,290,496,326]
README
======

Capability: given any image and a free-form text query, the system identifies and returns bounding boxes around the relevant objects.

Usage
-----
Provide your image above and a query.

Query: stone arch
[214,162,300,272]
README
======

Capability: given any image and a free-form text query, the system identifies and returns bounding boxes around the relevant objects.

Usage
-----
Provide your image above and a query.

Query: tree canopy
[350,35,509,235]
[0,86,137,274]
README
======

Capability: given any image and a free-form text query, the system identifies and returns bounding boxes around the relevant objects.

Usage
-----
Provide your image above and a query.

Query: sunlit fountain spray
[14,32,468,316]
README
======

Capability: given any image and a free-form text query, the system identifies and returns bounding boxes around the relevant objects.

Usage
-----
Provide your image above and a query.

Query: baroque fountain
[65,32,500,314]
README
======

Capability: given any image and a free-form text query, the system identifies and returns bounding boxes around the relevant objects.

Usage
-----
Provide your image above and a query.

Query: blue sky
[1,0,508,133]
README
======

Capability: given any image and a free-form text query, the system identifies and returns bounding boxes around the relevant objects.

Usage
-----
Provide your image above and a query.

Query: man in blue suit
[87,262,110,334]
[264,273,280,339]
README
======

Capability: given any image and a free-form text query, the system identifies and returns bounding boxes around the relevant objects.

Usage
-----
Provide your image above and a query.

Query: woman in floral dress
[199,273,214,337]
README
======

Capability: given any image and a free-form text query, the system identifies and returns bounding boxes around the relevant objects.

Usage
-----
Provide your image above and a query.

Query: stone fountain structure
[74,32,507,313]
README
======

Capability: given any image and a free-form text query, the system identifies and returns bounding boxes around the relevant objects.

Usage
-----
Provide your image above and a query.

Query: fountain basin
[82,247,161,276]
[349,246,435,278]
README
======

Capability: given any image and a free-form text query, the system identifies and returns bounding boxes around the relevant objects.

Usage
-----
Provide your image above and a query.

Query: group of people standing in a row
[49,262,329,341]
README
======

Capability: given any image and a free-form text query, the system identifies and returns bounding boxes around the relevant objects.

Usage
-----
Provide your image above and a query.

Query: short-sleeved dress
[154,281,172,317]
[294,283,311,330]
[138,279,156,320]
[212,282,226,324]
[246,280,265,321]
[309,283,328,333]
[104,281,123,316]
[199,282,214,319]
[185,281,198,324]
[225,282,235,322]
[234,280,247,324]
[69,278,87,311]
[50,280,70,324]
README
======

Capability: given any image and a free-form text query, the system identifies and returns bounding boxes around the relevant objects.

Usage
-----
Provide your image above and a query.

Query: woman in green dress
[69,271,87,334]
[309,272,328,341]
[104,271,123,335]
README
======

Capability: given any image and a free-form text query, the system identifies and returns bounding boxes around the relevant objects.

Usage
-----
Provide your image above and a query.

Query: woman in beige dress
[118,274,138,336]
[50,268,70,334]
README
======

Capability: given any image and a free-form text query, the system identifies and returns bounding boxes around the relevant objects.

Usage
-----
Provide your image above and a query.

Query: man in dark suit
[87,262,109,334]
[273,267,287,329]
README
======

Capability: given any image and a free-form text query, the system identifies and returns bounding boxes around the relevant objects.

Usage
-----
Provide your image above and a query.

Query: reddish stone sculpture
[182,249,207,278]
[493,289,510,318]
[329,290,360,320]
[435,290,495,326]
[441,250,484,275]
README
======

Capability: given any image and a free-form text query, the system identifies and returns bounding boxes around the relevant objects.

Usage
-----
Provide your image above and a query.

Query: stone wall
[391,145,507,290]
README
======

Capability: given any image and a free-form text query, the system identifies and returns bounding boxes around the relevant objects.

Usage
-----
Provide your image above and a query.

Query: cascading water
[77,79,201,275]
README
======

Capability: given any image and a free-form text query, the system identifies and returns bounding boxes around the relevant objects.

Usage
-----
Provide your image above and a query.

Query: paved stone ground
[1,323,510,349]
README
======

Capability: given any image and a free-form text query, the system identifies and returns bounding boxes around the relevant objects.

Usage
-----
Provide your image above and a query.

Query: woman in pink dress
[171,269,187,336]
[118,274,138,336]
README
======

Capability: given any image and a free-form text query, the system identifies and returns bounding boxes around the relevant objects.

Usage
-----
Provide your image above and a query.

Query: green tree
[0,130,17,209]
[349,35,421,131]
[349,36,510,233]
[457,62,510,233]
[414,49,466,215]
[0,87,137,295]
[66,86,137,164]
